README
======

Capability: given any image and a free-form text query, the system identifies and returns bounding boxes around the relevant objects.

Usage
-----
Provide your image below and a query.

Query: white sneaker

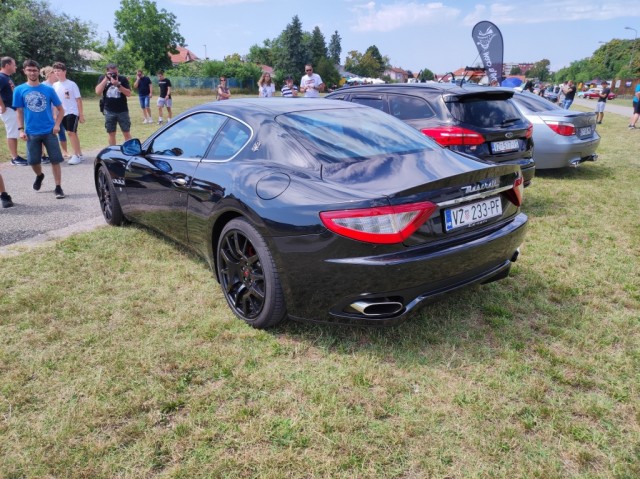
[68,155,83,165]
[158,118,163,125]
[142,118,147,124]
[147,118,153,124]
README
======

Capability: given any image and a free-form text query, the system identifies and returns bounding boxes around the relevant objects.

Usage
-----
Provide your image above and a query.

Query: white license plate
[491,139,520,153]
[578,126,592,136]
[444,197,503,232]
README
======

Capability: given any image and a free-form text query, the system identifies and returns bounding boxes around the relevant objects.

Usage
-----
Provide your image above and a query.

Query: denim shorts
[26,133,64,165]
[58,123,67,142]
[138,95,150,109]
[104,110,131,133]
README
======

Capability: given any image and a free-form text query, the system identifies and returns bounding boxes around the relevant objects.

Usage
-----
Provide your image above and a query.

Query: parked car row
[325,82,600,171]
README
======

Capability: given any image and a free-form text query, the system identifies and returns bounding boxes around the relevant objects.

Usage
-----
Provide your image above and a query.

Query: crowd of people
[0,59,327,209]
[6,56,634,210]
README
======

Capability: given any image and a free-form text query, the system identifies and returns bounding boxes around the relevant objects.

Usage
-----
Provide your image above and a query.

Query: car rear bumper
[276,212,528,325]
[534,136,600,169]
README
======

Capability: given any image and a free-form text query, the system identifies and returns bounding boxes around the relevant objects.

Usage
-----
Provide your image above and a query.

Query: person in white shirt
[258,72,276,97]
[52,62,84,165]
[300,64,324,98]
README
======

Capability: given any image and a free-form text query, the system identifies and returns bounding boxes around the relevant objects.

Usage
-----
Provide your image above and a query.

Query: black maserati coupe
[95,98,528,329]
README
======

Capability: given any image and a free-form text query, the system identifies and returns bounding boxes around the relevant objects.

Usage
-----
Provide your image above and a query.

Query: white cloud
[463,0,640,26]
[351,2,460,33]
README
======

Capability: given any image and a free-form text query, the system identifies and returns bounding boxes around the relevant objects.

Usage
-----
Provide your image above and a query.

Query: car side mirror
[121,138,142,156]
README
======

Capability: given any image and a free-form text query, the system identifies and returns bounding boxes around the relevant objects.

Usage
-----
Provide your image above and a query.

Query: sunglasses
[305,69,312,72]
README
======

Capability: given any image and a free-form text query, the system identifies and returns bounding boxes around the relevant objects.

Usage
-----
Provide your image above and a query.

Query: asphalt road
[0,148,106,255]
[0,98,635,256]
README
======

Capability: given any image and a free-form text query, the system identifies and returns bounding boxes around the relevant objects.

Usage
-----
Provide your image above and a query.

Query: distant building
[169,46,200,66]
[384,67,409,83]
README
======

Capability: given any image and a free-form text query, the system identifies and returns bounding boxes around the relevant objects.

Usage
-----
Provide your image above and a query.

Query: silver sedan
[511,91,600,169]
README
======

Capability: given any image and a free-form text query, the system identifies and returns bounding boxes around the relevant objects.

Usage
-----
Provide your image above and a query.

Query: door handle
[173,178,188,187]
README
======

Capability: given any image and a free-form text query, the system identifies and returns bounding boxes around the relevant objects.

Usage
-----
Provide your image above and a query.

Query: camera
[108,72,117,79]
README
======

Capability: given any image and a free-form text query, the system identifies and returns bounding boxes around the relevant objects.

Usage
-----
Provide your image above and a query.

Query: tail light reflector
[544,121,575,136]
[504,175,524,207]
[420,126,485,147]
[525,124,533,139]
[320,201,438,244]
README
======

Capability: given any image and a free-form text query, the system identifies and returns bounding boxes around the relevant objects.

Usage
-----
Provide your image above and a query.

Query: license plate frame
[444,197,503,232]
[491,139,520,154]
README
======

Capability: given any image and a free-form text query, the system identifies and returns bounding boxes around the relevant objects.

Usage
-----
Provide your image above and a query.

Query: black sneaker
[1,192,13,208]
[54,185,65,199]
[41,155,50,164]
[11,155,27,166]
[33,173,45,191]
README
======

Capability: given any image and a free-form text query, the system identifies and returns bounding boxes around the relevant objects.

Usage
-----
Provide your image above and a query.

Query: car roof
[332,82,515,99]
[183,98,361,117]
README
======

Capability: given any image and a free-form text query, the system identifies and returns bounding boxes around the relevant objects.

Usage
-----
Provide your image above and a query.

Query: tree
[328,31,342,65]
[114,0,185,73]
[247,41,274,66]
[274,15,305,77]
[419,68,435,81]
[309,26,328,66]
[527,59,551,82]
[365,45,385,76]
[0,0,93,71]
[510,65,522,75]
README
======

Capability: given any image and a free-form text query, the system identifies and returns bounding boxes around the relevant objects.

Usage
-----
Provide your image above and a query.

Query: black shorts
[634,101,640,115]
[61,114,79,133]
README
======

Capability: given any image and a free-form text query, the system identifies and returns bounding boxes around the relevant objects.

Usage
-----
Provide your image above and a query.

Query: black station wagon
[327,83,536,186]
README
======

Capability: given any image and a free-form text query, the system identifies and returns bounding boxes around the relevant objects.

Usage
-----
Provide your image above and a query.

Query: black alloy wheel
[217,218,286,329]
[97,165,124,226]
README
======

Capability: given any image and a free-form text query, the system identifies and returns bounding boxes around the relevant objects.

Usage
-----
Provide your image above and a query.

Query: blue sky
[48,0,640,74]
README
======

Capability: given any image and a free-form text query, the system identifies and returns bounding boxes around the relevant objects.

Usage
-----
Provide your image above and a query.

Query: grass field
[0,96,639,478]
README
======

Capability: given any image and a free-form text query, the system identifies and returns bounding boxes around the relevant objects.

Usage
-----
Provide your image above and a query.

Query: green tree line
[2,0,638,90]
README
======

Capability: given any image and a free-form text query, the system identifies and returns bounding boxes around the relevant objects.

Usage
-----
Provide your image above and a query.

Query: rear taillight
[525,124,533,139]
[420,126,485,147]
[544,120,575,136]
[504,175,524,207]
[320,201,438,244]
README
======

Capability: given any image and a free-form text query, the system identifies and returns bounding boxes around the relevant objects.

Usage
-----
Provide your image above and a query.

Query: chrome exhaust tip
[351,300,404,317]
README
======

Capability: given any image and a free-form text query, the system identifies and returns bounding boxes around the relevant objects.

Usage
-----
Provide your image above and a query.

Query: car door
[125,112,227,243]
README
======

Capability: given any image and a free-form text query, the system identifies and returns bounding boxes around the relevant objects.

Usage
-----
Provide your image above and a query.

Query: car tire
[217,218,287,329]
[97,165,125,226]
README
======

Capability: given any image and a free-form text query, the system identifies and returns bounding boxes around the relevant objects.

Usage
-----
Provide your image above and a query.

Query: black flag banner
[472,21,504,84]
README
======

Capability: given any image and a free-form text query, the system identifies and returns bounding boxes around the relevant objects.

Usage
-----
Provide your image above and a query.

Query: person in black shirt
[157,70,172,125]
[134,69,153,124]
[95,63,132,146]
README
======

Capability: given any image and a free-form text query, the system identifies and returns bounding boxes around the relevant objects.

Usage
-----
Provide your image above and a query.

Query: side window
[388,95,435,120]
[351,96,385,111]
[207,119,251,160]
[149,112,226,158]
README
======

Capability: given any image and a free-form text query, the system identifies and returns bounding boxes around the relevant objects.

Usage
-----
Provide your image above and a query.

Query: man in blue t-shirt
[629,83,640,129]
[13,59,66,199]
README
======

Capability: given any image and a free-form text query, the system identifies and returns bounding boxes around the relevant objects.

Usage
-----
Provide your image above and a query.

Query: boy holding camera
[95,63,132,146]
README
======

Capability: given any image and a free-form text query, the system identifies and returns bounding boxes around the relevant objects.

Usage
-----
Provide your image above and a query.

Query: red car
[583,88,616,100]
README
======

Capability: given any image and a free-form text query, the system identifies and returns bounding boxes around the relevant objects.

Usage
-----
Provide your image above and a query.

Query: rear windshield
[276,107,436,163]
[446,96,524,128]
[513,93,563,113]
